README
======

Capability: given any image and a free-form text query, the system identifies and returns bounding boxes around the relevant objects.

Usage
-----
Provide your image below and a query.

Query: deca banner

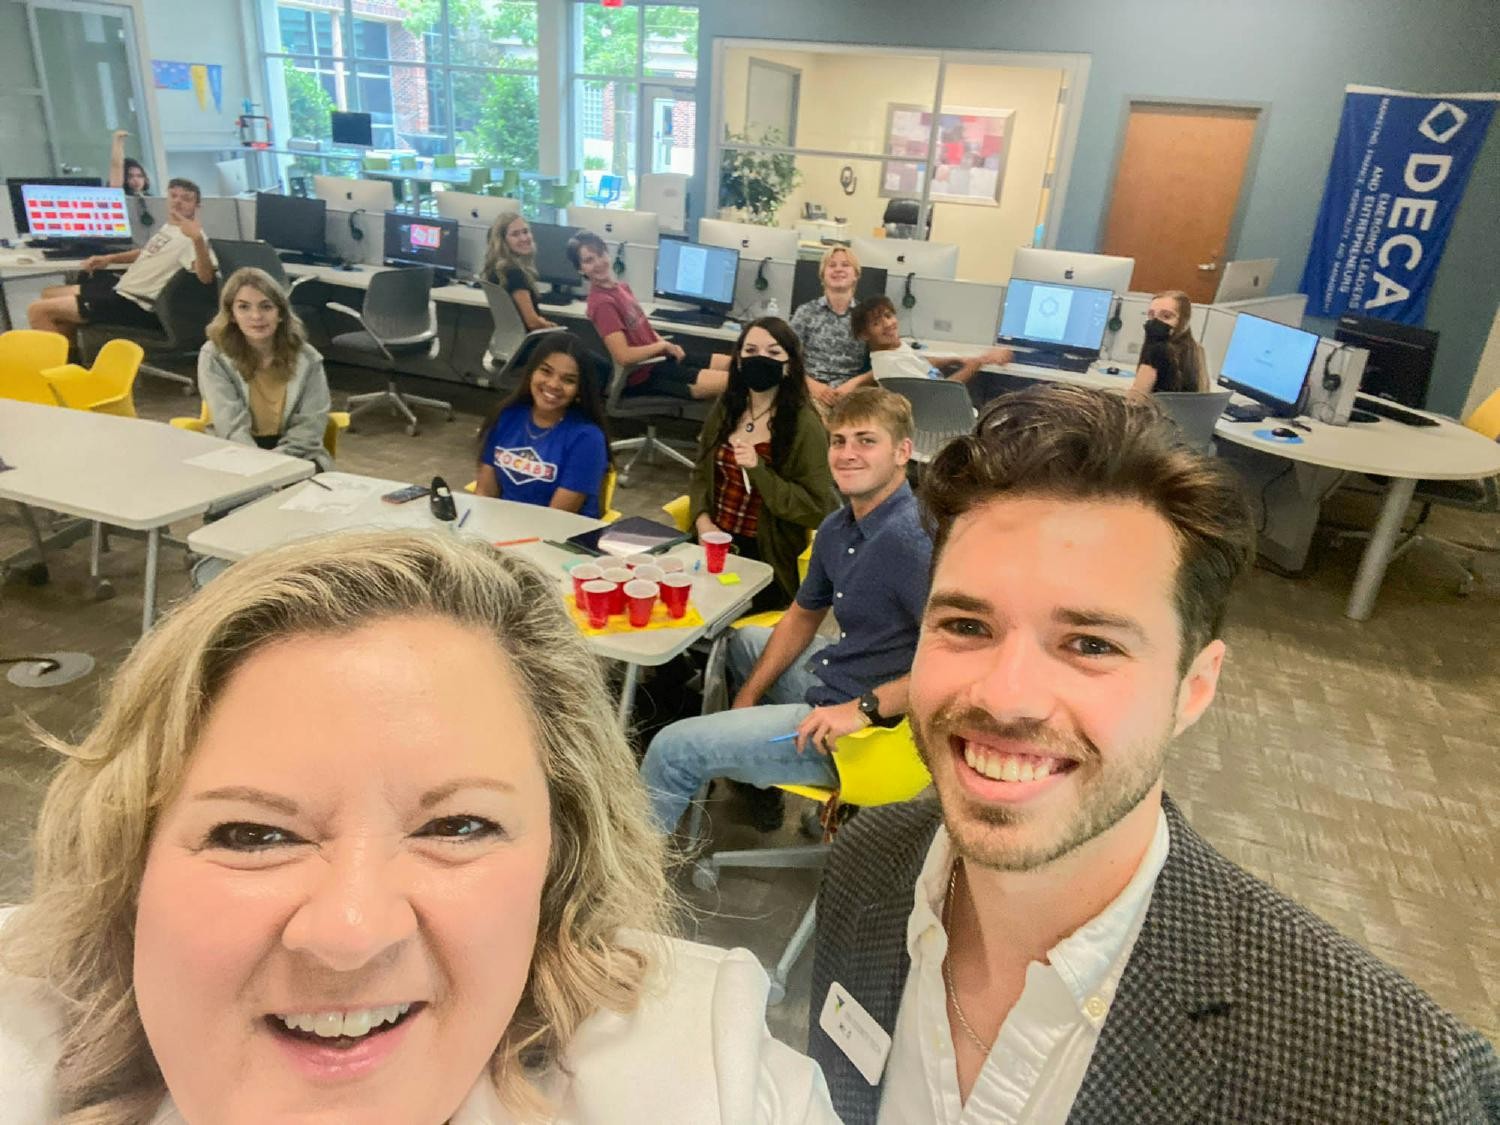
[1299,86,1496,325]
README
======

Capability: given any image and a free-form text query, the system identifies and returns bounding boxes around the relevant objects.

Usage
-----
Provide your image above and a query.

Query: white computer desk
[0,248,97,331]
[0,400,313,632]
[186,472,774,723]
[1214,406,1500,621]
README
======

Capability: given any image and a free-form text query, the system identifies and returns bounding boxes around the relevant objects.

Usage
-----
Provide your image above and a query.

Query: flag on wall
[1299,86,1496,325]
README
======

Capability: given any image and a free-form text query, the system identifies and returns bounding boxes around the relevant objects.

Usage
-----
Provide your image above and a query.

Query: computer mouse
[1270,427,1299,439]
[1105,365,1121,375]
[909,339,923,350]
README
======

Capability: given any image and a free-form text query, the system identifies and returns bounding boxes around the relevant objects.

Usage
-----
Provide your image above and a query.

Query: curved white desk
[1214,410,1500,620]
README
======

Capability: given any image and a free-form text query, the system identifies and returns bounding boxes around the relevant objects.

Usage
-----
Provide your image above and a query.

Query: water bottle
[765,297,781,319]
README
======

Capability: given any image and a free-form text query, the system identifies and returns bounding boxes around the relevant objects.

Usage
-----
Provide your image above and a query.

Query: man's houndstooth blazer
[809,795,1499,1124]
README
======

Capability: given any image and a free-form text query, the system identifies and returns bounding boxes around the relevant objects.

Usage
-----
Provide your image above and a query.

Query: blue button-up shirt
[795,480,932,707]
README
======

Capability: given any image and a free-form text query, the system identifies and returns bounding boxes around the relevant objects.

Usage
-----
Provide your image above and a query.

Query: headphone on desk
[1309,344,1347,424]
[754,256,771,291]
[901,271,917,310]
[349,208,365,242]
[612,240,627,276]
[137,197,154,229]
[1107,297,1123,333]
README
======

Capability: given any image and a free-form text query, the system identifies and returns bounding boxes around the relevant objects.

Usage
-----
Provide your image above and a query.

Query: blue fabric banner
[1299,87,1496,325]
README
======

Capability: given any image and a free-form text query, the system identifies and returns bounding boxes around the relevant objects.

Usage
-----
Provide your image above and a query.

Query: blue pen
[767,733,798,743]
[456,507,471,529]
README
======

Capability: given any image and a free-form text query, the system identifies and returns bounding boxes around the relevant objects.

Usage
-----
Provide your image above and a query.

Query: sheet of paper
[184,445,293,477]
[278,474,385,515]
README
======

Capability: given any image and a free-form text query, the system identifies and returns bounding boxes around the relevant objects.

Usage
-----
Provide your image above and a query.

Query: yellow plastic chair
[663,493,813,581]
[1466,387,1500,441]
[463,466,621,523]
[434,153,457,170]
[690,721,932,1002]
[172,401,350,459]
[0,330,69,405]
[40,339,144,417]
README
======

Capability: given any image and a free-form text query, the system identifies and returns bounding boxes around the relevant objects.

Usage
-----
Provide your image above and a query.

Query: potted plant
[718,126,801,226]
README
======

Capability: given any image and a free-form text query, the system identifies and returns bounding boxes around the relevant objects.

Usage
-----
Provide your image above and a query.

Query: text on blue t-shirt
[483,403,608,519]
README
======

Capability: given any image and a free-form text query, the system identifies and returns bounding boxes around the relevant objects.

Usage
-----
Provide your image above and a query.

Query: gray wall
[696,0,1500,415]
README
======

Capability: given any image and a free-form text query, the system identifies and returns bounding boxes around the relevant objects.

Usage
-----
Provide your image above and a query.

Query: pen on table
[1289,420,1313,433]
[493,536,540,548]
[456,507,471,529]
[307,476,332,491]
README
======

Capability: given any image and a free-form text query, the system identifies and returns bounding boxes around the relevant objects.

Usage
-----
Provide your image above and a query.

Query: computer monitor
[7,176,103,235]
[1213,258,1278,304]
[567,205,660,246]
[216,158,250,197]
[1217,313,1320,417]
[254,191,328,260]
[383,211,458,276]
[850,235,959,281]
[654,238,739,314]
[1010,247,1136,296]
[1334,314,1439,409]
[529,221,583,298]
[434,191,521,227]
[697,217,798,261]
[19,183,131,243]
[331,111,374,149]
[312,175,396,213]
[998,279,1113,359]
[790,259,888,314]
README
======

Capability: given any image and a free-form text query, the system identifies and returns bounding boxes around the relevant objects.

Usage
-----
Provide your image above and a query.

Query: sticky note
[717,572,742,586]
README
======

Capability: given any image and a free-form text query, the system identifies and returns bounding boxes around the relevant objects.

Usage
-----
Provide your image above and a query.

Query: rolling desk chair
[329,266,453,437]
[77,270,218,395]
[1154,390,1232,453]
[210,239,307,297]
[479,280,568,391]
[879,375,976,463]
[882,198,931,240]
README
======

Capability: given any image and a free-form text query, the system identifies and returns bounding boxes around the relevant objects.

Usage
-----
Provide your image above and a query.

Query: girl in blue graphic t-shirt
[475,335,612,518]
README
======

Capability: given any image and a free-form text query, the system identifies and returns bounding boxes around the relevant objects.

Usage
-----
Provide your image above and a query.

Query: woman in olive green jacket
[689,318,837,608]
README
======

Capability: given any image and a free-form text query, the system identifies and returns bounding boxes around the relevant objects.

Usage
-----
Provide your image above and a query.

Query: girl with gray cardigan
[198,267,333,472]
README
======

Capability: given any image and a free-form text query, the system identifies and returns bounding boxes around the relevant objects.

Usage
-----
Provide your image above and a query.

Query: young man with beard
[809,385,1498,1124]
[640,387,932,834]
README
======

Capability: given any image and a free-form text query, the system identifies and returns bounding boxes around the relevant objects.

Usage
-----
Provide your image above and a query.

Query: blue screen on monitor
[1219,314,1319,409]
[655,239,738,307]
[999,279,1112,352]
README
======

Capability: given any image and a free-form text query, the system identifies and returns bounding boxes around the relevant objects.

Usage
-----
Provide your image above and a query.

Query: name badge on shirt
[819,981,891,1086]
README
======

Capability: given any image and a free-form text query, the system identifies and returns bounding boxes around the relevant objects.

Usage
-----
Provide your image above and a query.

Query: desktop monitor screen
[697,217,798,261]
[1010,247,1136,297]
[331,111,374,148]
[1218,313,1320,415]
[998,279,1113,355]
[566,205,660,246]
[790,259,889,313]
[254,192,328,257]
[654,238,738,311]
[8,177,107,236]
[384,211,458,272]
[1334,313,1437,409]
[20,184,130,241]
[849,235,959,281]
[530,222,583,288]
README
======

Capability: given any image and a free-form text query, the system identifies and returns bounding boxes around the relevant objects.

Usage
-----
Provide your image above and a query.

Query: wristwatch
[857,691,882,726]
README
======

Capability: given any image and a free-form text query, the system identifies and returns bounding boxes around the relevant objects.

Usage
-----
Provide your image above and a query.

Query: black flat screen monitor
[331,110,374,148]
[383,210,458,274]
[654,238,738,313]
[530,221,583,291]
[1334,314,1438,410]
[998,279,1113,357]
[1217,313,1320,417]
[790,258,888,313]
[7,176,103,235]
[254,192,328,258]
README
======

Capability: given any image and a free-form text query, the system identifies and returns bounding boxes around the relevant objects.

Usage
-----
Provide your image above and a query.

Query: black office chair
[210,238,303,294]
[480,280,568,391]
[882,198,931,240]
[328,266,452,436]
[1153,390,1232,454]
[879,376,976,463]
[78,270,219,395]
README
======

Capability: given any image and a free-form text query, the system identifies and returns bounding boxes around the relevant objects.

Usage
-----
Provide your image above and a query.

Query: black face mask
[740,354,785,392]
[1143,317,1173,342]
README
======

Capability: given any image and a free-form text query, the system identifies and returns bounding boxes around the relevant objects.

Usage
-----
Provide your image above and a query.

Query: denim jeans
[640,626,837,832]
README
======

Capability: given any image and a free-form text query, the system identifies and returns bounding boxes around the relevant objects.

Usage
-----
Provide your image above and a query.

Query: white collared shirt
[877,810,1171,1125]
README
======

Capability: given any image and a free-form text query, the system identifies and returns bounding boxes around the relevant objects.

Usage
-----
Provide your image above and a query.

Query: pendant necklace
[745,402,774,433]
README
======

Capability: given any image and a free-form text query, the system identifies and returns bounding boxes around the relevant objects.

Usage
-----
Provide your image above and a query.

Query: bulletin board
[881,104,1015,206]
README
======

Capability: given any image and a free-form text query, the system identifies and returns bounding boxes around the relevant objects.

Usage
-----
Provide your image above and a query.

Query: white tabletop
[0,248,92,274]
[186,473,774,667]
[0,401,313,529]
[1213,409,1500,481]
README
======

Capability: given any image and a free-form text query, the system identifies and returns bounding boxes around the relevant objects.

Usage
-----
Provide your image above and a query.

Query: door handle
[1197,263,1218,272]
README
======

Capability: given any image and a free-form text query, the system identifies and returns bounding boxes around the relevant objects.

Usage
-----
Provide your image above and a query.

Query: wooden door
[1101,103,1259,304]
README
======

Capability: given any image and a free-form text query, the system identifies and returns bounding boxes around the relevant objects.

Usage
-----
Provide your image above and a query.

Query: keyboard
[1006,348,1094,374]
[536,291,577,308]
[1354,395,1440,428]
[652,307,726,329]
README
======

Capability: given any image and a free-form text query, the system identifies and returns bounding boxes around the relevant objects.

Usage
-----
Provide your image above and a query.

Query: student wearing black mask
[1132,289,1210,394]
[688,317,838,608]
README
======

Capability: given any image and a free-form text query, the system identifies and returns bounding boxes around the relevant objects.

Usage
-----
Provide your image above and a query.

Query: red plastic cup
[623,553,655,571]
[659,573,692,619]
[601,567,632,616]
[634,564,665,586]
[702,531,732,574]
[656,556,686,575]
[581,580,614,629]
[570,563,603,606]
[624,579,659,627]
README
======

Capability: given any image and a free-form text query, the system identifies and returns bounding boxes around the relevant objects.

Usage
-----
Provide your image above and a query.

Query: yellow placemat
[566,595,705,636]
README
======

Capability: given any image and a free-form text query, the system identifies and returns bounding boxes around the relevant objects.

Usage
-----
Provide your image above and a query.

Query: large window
[570,2,698,207]
[262,0,541,173]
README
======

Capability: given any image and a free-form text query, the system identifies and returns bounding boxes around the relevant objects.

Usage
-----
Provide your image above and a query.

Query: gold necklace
[743,401,774,433]
[942,861,994,1055]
